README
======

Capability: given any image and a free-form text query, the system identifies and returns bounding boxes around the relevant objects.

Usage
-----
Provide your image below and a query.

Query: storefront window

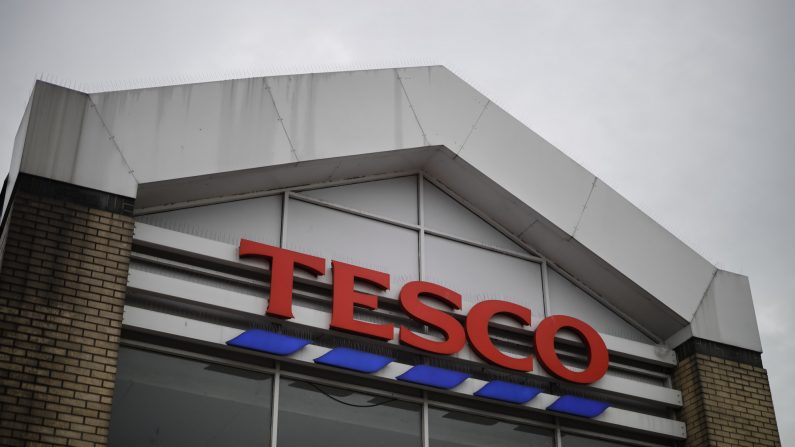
[277,379,422,447]
[108,348,660,447]
[108,348,273,447]
[561,433,636,447]
[428,407,554,447]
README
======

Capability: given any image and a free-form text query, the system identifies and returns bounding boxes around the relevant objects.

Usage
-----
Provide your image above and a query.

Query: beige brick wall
[0,190,134,447]
[674,349,781,446]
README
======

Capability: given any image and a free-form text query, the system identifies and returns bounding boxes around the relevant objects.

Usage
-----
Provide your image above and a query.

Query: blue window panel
[474,380,542,404]
[397,365,470,389]
[227,329,310,356]
[546,395,610,418]
[314,348,394,373]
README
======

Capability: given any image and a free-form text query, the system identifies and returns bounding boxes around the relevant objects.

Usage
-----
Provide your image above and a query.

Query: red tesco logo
[240,239,609,385]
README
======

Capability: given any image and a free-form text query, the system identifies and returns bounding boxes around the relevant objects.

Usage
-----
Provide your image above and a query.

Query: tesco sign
[240,239,609,385]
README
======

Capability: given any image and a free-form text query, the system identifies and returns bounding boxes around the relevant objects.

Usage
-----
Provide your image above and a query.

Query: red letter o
[534,315,609,384]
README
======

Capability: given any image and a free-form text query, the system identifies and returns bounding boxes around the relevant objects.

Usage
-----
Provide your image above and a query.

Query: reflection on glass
[428,407,554,447]
[561,433,635,447]
[108,348,273,447]
[277,379,421,447]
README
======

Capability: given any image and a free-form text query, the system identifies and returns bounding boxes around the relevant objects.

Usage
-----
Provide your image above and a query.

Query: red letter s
[399,281,466,355]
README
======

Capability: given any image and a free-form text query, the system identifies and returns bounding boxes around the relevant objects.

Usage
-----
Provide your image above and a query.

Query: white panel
[285,200,418,298]
[123,307,243,345]
[20,84,86,180]
[91,79,296,184]
[547,269,653,344]
[18,84,139,198]
[128,267,267,315]
[71,102,138,197]
[456,102,597,236]
[133,222,242,266]
[137,195,282,246]
[301,176,418,224]
[267,70,425,161]
[424,180,523,252]
[690,270,762,352]
[396,66,490,150]
[424,235,544,325]
[574,180,716,320]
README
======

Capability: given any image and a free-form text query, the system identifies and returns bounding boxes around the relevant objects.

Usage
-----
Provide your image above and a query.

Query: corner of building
[0,174,134,446]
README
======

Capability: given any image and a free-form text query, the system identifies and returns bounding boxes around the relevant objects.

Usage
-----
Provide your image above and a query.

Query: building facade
[0,67,781,446]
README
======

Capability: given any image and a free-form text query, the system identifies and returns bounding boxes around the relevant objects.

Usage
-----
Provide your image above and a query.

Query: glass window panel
[108,348,273,447]
[423,180,523,252]
[286,199,419,299]
[137,195,282,246]
[277,379,421,447]
[561,433,637,447]
[424,235,544,326]
[547,269,652,344]
[301,176,418,224]
[428,407,554,447]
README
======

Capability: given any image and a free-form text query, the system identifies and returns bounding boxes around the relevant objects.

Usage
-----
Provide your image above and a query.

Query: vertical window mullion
[270,363,281,447]
[422,391,430,447]
[418,173,425,281]
[542,260,552,318]
[555,417,563,447]
[280,191,289,248]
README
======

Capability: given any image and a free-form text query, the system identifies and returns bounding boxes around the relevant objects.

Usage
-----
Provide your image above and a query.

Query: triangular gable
[137,173,652,343]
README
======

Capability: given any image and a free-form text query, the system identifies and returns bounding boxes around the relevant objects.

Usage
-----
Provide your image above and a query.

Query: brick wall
[0,175,134,447]
[674,338,781,447]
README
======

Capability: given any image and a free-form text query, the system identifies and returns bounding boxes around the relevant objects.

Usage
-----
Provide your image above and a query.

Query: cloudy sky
[1,1,793,443]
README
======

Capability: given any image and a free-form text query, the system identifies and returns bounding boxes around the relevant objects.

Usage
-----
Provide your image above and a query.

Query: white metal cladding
[668,270,762,352]
[93,78,297,182]
[136,195,283,247]
[6,66,762,352]
[690,270,761,352]
[571,180,717,328]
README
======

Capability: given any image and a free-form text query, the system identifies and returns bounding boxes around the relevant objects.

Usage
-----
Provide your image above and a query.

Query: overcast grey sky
[1,1,793,443]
